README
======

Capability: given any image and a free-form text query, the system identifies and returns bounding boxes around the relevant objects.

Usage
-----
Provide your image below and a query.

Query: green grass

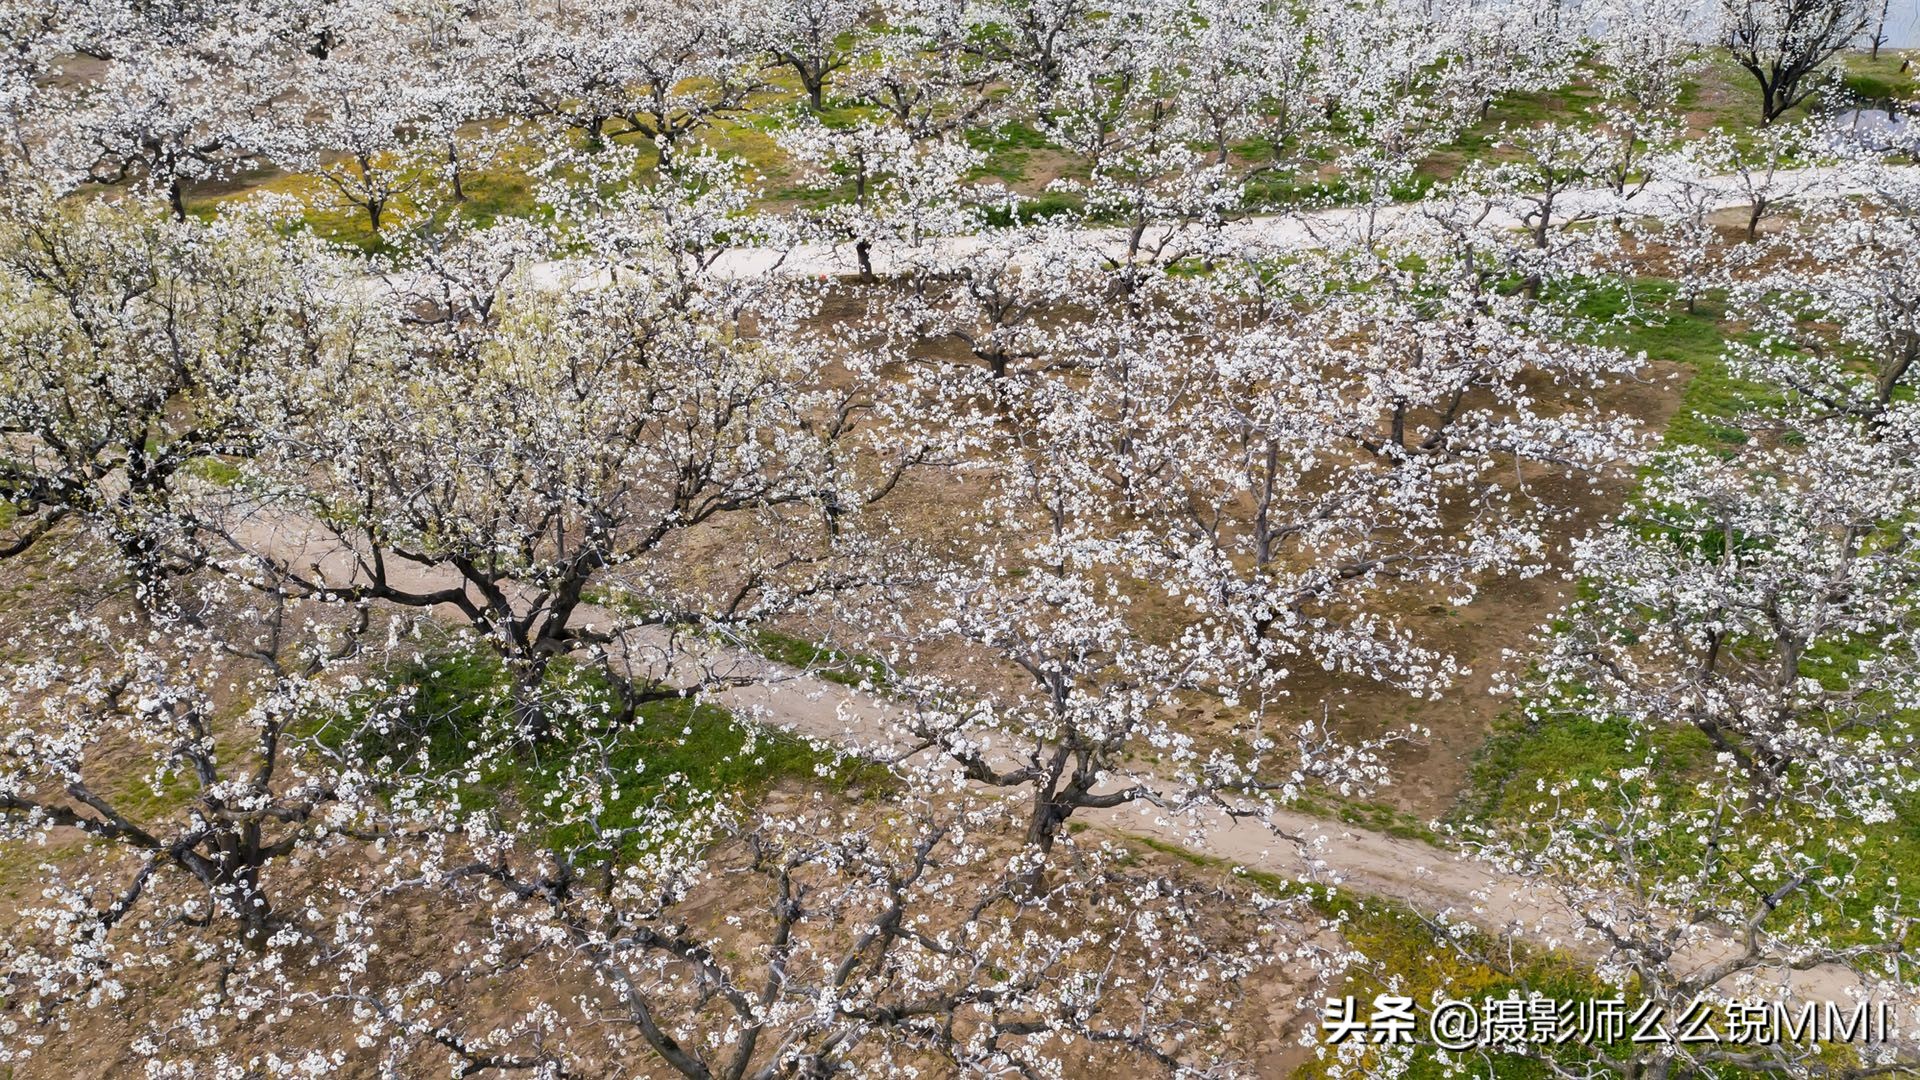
[332,645,891,859]
[1677,49,1909,144]
[1459,691,1920,952]
[1658,348,1774,450]
[702,115,799,187]
[1303,892,1612,1080]
[1291,792,1441,844]
[449,167,545,230]
[108,758,203,819]
[1451,82,1602,152]
[965,120,1058,186]
[1451,700,1714,829]
[1455,273,1920,951]
[1564,278,1780,451]
[159,47,1890,253]
[185,456,243,486]
[1675,55,1775,137]
[1414,80,1604,184]
[1838,51,1920,107]
[1121,834,1614,1079]
[978,189,1083,226]
[750,628,892,688]
[188,131,588,249]
[1242,172,1389,211]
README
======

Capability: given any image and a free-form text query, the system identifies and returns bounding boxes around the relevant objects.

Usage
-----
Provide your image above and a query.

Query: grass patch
[1417,79,1603,183]
[1838,50,1920,107]
[185,456,243,486]
[1126,831,1293,895]
[1291,793,1440,844]
[1119,834,1613,1078]
[1301,889,1617,1080]
[1458,692,1920,955]
[965,120,1059,187]
[448,167,544,230]
[1675,54,1775,137]
[331,645,892,858]
[1451,702,1714,829]
[1564,277,1780,451]
[978,189,1083,226]
[750,628,893,688]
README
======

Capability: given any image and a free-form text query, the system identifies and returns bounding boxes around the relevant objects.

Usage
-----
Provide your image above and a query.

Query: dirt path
[488,166,1908,289]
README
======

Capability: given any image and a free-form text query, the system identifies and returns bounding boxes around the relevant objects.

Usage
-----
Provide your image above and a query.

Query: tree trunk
[447,140,466,202]
[117,450,176,615]
[511,655,555,742]
[1018,794,1065,896]
[1024,799,1063,853]
[207,826,272,949]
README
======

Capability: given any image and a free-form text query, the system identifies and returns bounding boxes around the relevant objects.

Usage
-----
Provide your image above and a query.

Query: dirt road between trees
[494,165,1913,287]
